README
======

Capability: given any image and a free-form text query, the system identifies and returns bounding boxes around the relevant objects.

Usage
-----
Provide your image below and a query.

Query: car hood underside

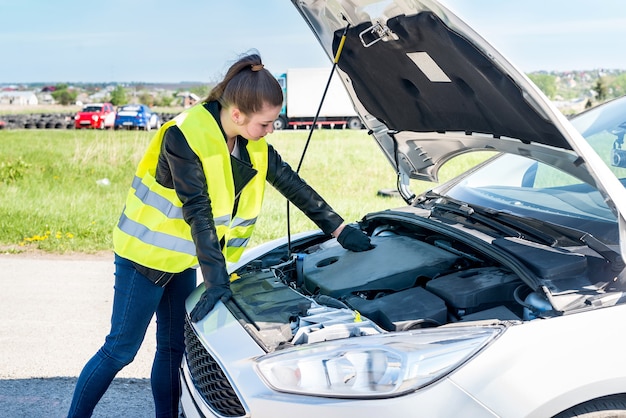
[335,12,567,150]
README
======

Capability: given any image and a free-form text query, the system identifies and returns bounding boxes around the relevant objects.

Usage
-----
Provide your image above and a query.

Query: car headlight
[256,326,502,398]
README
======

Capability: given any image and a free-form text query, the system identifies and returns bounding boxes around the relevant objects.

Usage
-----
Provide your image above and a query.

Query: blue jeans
[68,254,197,418]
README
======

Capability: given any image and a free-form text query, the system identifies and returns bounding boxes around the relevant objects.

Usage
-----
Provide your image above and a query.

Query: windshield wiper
[542,221,626,290]
[422,193,558,246]
[539,221,624,270]
[420,192,625,276]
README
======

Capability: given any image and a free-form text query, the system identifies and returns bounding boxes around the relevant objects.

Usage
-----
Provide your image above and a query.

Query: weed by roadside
[0,157,30,184]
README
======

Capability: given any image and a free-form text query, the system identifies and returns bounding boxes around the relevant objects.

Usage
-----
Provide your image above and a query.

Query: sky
[1,0,626,84]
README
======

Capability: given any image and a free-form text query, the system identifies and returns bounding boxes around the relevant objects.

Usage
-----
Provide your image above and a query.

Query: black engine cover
[301,234,459,298]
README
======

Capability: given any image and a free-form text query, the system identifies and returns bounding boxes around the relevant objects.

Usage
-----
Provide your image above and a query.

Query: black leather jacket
[146,101,344,288]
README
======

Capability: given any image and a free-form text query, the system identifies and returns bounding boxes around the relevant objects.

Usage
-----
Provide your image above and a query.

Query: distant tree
[153,94,173,107]
[527,73,557,99]
[610,73,626,98]
[138,92,154,106]
[110,85,128,106]
[593,77,608,101]
[189,84,211,99]
[50,84,77,105]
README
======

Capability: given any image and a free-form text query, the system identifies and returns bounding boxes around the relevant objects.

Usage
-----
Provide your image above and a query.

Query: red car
[74,103,115,129]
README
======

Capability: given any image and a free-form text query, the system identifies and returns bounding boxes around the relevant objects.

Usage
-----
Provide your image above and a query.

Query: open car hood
[292,0,626,256]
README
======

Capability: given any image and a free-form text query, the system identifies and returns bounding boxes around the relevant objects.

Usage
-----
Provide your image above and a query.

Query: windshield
[82,105,102,112]
[120,105,141,111]
[570,97,626,177]
[439,96,626,246]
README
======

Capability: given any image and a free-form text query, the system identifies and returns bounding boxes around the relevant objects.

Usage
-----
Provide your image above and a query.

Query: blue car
[114,104,161,131]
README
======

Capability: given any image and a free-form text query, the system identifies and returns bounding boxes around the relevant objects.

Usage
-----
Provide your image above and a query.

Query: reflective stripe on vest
[117,212,196,255]
[127,175,231,227]
[131,175,184,220]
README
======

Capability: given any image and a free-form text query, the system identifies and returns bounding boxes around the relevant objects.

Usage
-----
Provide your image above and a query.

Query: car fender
[449,304,626,417]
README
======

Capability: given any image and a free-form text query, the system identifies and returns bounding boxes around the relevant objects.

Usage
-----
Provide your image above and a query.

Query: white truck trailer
[273,68,363,130]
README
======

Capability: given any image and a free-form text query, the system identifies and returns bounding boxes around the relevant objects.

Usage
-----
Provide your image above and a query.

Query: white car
[180,1,626,417]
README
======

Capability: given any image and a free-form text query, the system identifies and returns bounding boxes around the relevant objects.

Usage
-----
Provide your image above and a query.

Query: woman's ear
[231,108,243,125]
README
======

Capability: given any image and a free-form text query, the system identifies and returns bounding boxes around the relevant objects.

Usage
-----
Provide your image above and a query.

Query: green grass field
[0,128,489,254]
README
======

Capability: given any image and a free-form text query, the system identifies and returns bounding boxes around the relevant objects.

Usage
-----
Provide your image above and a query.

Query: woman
[67,52,371,418]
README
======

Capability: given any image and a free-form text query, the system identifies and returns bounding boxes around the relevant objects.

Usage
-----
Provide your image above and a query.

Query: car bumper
[76,120,98,128]
[115,120,147,128]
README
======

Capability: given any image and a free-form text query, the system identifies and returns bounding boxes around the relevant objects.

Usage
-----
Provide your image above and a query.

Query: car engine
[229,218,566,351]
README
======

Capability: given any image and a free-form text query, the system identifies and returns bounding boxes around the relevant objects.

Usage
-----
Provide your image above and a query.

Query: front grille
[184,318,246,417]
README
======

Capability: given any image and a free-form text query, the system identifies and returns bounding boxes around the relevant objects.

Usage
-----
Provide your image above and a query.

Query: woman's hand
[190,282,232,322]
[334,224,373,252]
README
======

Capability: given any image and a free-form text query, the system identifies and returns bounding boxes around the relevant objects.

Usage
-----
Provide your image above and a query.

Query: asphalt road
[0,252,169,417]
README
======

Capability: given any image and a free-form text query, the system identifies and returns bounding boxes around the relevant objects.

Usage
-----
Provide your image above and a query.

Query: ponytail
[206,52,283,114]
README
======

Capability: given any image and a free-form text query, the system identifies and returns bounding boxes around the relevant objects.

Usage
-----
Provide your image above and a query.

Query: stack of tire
[0,113,75,130]
[0,112,174,130]
[159,113,176,124]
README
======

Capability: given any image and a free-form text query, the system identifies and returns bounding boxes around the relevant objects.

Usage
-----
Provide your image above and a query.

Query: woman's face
[238,103,281,140]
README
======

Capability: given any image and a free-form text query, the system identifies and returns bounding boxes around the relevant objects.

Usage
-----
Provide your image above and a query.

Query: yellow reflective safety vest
[113,104,268,273]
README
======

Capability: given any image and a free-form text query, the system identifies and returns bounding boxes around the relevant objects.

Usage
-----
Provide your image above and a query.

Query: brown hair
[207,52,283,114]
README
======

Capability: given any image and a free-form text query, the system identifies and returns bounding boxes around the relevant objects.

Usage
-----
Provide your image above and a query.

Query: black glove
[190,283,232,322]
[337,225,373,252]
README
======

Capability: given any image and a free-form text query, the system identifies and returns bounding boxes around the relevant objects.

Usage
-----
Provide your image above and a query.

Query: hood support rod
[287,21,351,258]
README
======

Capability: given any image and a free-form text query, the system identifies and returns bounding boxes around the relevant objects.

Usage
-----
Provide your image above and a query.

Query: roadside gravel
[0,252,171,417]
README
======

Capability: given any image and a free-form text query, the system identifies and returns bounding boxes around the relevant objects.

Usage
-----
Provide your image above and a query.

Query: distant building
[88,90,110,102]
[553,97,589,115]
[0,91,39,105]
[37,92,55,104]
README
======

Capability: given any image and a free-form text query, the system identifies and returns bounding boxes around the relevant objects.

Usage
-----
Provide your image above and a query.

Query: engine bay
[229,215,616,351]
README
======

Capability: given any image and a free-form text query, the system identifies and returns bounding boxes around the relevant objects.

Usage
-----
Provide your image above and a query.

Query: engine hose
[313,294,350,310]
[513,285,534,310]
[398,318,441,330]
